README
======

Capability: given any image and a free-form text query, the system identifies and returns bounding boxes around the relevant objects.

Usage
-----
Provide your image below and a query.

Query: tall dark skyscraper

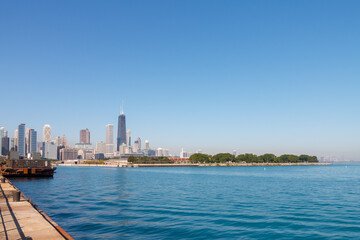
[1,136,9,156]
[117,110,126,151]
[18,123,25,157]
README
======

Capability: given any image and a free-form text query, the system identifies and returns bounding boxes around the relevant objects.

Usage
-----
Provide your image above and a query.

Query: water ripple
[10,165,360,239]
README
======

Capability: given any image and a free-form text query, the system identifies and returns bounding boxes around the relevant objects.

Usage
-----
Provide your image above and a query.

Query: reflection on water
[9,177,53,182]
[10,165,360,239]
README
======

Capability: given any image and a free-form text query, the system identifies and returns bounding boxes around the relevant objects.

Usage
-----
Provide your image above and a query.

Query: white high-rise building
[156,148,169,157]
[43,124,51,142]
[10,138,14,151]
[0,127,4,155]
[144,140,150,150]
[119,143,127,155]
[133,140,140,153]
[180,148,188,158]
[105,124,114,158]
[106,124,113,144]
[55,136,62,146]
[126,130,131,146]
[42,141,57,159]
[95,141,106,154]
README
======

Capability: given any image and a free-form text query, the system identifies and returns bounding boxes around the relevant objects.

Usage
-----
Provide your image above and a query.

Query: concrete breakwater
[0,177,73,240]
[132,162,331,167]
[58,162,330,168]
[197,162,331,167]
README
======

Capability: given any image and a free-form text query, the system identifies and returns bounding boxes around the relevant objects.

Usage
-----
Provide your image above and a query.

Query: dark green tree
[235,153,258,163]
[277,154,299,163]
[212,153,234,163]
[189,153,211,163]
[258,153,277,163]
[299,155,318,163]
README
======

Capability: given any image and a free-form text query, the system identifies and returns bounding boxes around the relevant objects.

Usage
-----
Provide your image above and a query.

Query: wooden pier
[0,178,73,240]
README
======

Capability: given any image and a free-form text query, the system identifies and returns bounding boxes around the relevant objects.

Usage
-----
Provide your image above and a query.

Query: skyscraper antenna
[120,101,124,114]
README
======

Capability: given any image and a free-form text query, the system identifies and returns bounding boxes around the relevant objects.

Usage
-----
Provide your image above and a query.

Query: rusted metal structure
[0,151,56,177]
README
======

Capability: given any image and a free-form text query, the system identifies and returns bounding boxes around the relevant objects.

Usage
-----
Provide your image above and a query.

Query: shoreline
[0,177,73,239]
[57,162,331,168]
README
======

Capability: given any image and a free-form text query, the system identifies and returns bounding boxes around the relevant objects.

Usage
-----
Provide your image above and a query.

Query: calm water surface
[10,165,360,239]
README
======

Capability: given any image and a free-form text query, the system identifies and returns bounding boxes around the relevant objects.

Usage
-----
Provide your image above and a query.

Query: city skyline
[0,109,354,161]
[1,1,360,160]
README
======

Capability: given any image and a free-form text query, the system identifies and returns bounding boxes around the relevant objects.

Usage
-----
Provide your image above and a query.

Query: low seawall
[58,163,127,167]
[198,162,331,167]
[57,162,331,168]
[129,162,330,167]
[0,177,73,240]
[132,164,200,167]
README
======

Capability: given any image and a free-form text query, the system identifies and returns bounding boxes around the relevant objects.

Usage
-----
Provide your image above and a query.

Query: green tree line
[128,156,173,164]
[189,153,318,164]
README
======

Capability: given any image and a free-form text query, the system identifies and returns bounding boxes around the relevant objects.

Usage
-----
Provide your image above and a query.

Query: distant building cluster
[0,107,188,161]
[0,124,67,160]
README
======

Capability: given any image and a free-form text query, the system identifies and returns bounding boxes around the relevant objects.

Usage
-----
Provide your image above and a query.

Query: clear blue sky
[1,1,359,160]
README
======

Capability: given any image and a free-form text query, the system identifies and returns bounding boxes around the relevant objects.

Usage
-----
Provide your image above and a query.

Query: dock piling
[13,190,21,202]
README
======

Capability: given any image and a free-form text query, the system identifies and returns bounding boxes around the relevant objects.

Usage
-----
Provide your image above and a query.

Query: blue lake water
[9,165,360,239]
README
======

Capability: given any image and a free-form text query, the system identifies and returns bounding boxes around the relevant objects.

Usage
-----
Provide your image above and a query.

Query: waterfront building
[180,148,189,159]
[26,128,31,154]
[42,141,57,159]
[9,138,14,151]
[126,130,131,146]
[117,111,126,151]
[119,152,144,159]
[1,136,9,156]
[30,129,37,153]
[125,145,132,154]
[137,137,141,150]
[78,149,94,160]
[14,129,18,151]
[0,127,4,155]
[118,143,133,155]
[119,143,127,155]
[74,143,93,150]
[26,128,37,154]
[106,124,114,157]
[59,147,78,160]
[156,148,169,157]
[29,152,41,160]
[142,149,156,157]
[60,135,67,146]
[95,141,106,154]
[133,140,140,153]
[85,150,93,160]
[94,153,105,160]
[106,124,114,144]
[55,136,62,146]
[155,148,161,157]
[80,128,90,144]
[57,145,65,160]
[105,144,114,158]
[43,124,52,142]
[18,123,26,157]
[144,140,150,150]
